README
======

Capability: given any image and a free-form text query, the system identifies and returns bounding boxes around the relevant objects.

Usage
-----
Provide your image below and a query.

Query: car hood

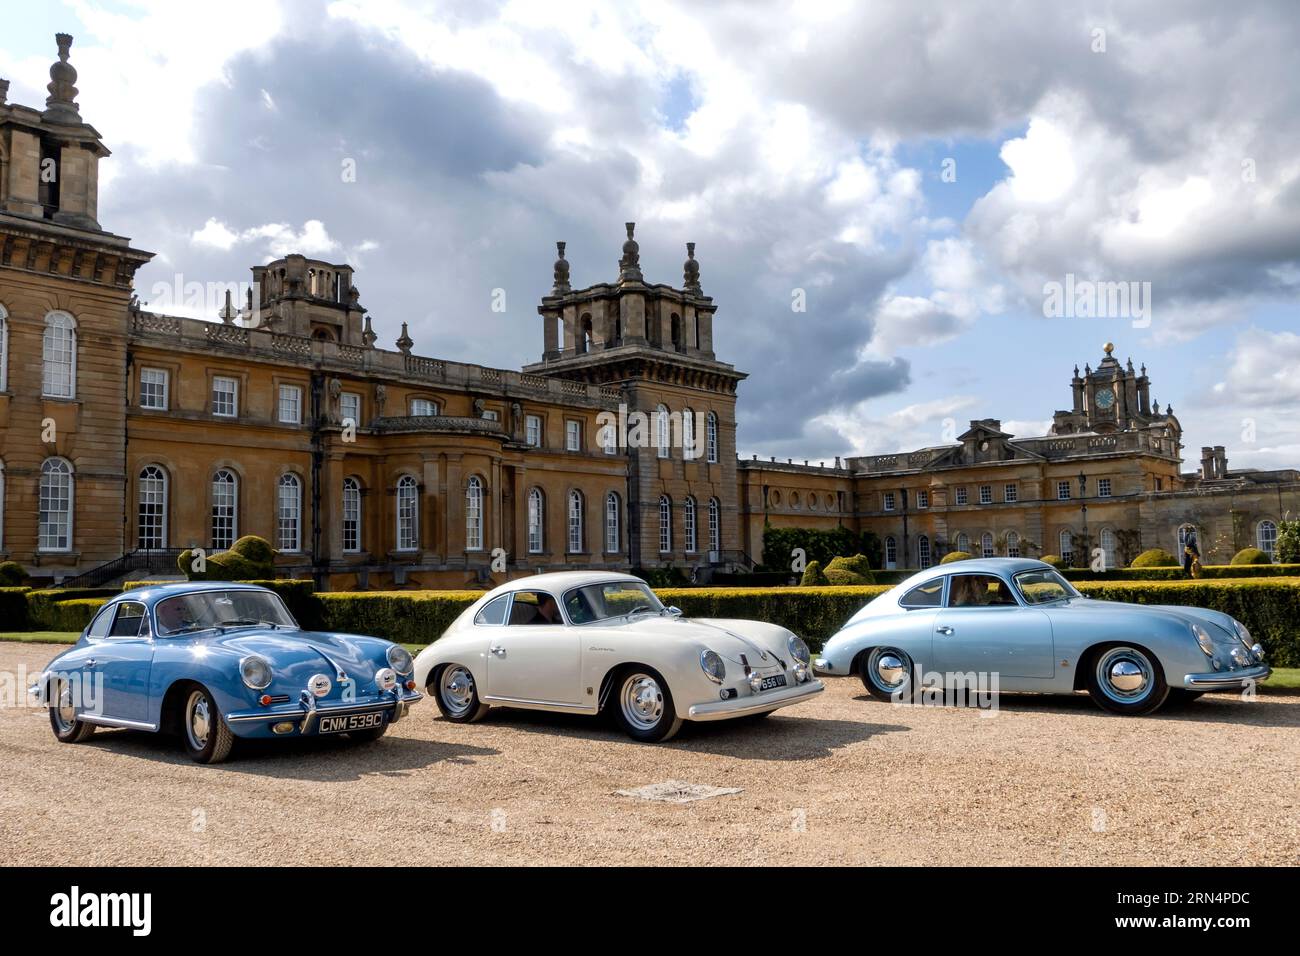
[580,615,788,666]
[215,628,388,685]
[1048,597,1241,640]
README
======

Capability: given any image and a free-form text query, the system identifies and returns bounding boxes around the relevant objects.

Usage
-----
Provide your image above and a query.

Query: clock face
[1095,387,1116,410]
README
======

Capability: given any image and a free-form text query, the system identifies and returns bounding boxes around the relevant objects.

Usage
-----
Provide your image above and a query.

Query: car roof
[479,570,647,601]
[117,581,273,605]
[899,557,1055,587]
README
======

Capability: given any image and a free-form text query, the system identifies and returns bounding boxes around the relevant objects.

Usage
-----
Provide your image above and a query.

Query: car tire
[432,664,489,723]
[611,668,683,743]
[181,686,235,764]
[348,724,388,743]
[860,647,916,702]
[1085,645,1170,716]
[48,678,96,743]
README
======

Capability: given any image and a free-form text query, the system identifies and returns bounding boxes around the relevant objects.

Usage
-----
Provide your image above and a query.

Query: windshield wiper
[219,619,279,630]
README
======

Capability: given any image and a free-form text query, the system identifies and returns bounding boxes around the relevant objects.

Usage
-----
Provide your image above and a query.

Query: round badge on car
[307,673,332,698]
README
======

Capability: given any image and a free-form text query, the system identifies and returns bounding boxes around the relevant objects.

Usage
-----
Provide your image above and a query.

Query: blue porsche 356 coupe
[31,582,422,763]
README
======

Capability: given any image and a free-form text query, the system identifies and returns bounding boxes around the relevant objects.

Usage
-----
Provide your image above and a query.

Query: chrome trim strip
[483,693,592,709]
[227,694,421,724]
[687,680,824,720]
[79,714,159,731]
[1184,667,1271,689]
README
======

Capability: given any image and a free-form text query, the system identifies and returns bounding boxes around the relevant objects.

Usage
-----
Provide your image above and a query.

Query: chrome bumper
[227,689,422,731]
[686,679,824,720]
[1183,664,1270,690]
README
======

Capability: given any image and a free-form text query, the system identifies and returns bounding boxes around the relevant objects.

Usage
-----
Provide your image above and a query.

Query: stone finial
[0,78,9,106]
[396,322,413,355]
[218,289,238,325]
[552,241,571,294]
[44,33,81,123]
[1153,400,1160,414]
[618,222,642,282]
[362,314,377,348]
[683,242,701,294]
[1073,364,1080,377]
[1103,341,1114,356]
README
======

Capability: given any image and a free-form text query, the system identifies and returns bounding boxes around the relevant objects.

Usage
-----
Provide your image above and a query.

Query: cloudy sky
[3,0,1298,470]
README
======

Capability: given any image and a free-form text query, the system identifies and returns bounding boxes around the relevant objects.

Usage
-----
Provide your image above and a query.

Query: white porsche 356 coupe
[412,572,823,742]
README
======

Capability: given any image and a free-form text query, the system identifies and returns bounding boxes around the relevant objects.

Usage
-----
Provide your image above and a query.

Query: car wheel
[860,647,915,702]
[1085,645,1170,716]
[612,668,683,743]
[48,679,96,743]
[433,664,489,723]
[181,686,235,764]
[348,724,388,743]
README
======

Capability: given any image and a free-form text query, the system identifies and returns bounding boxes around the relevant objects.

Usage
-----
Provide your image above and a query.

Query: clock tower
[1050,343,1179,439]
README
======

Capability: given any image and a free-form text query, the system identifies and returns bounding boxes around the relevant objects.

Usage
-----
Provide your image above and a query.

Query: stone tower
[525,225,748,571]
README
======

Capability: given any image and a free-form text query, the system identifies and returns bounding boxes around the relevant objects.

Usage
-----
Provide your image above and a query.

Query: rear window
[900,579,944,608]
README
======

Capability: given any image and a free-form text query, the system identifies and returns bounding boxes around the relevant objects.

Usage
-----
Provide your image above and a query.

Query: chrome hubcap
[620,674,663,731]
[440,666,476,716]
[1097,647,1153,703]
[869,649,908,691]
[53,682,76,732]
[186,691,211,749]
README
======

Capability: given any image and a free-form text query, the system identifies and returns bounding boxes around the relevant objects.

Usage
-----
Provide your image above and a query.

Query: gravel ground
[1,641,1296,866]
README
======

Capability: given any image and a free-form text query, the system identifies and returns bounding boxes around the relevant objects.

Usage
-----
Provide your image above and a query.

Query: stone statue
[511,402,523,437]
[472,397,486,418]
[374,384,387,420]
[327,377,342,423]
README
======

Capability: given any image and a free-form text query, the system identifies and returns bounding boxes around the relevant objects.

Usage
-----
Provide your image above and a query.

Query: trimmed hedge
[940,551,973,564]
[0,587,31,629]
[1132,548,1179,568]
[1062,564,1300,582]
[40,598,108,632]
[1231,547,1272,565]
[25,589,118,630]
[799,560,829,586]
[0,561,29,587]
[317,590,482,645]
[658,586,889,649]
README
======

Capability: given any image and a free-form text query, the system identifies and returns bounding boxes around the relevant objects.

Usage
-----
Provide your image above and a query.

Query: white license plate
[759,674,787,691]
[318,711,385,734]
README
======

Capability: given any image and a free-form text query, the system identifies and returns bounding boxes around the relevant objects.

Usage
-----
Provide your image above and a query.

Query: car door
[95,600,155,723]
[933,573,1055,680]
[52,603,115,719]
[484,590,583,706]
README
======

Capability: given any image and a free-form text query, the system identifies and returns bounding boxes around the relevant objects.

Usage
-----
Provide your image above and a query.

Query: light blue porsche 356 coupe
[31,582,422,763]
[814,558,1269,715]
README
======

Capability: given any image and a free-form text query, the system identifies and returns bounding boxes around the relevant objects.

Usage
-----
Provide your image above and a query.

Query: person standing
[1183,528,1201,577]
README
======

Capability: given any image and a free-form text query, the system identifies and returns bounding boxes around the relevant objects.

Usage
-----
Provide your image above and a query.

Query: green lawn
[0,631,81,644]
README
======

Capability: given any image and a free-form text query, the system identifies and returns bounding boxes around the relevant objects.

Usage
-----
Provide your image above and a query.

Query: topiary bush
[1131,548,1179,568]
[940,551,973,564]
[1230,547,1273,565]
[179,535,276,581]
[0,587,32,628]
[1039,554,1068,569]
[825,554,874,584]
[0,561,29,587]
[800,560,829,586]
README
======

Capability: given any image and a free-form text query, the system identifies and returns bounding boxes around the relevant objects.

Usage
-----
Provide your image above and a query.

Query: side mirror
[666,606,683,617]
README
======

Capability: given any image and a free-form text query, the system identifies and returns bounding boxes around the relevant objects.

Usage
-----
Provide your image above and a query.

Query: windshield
[1013,568,1080,605]
[562,582,665,625]
[154,590,297,636]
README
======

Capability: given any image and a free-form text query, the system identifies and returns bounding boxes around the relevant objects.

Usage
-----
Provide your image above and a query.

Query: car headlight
[1229,645,1250,669]
[240,655,272,690]
[700,649,726,684]
[387,644,414,676]
[307,673,332,698]
[787,634,811,665]
[1191,623,1215,658]
[375,667,397,692]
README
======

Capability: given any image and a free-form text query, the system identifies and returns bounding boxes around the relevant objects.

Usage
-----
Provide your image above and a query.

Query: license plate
[317,711,385,734]
[759,674,787,691]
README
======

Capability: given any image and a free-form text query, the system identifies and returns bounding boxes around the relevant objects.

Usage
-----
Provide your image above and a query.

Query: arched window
[1257,520,1278,560]
[605,492,621,554]
[656,404,670,458]
[579,315,593,354]
[39,458,74,551]
[137,465,168,550]
[683,496,697,553]
[0,304,8,392]
[277,473,302,553]
[980,532,994,558]
[670,313,682,351]
[1059,529,1074,564]
[42,311,77,399]
[409,398,439,417]
[659,495,672,553]
[342,477,362,553]
[682,408,697,460]
[885,535,897,568]
[1177,523,1197,555]
[567,490,584,554]
[956,532,970,553]
[708,497,721,554]
[212,470,237,549]
[1006,531,1021,558]
[466,475,484,551]
[527,488,544,554]
[918,534,932,569]
[705,412,718,463]
[397,475,419,551]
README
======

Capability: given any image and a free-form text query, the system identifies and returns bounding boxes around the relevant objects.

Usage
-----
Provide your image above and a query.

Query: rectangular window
[481,409,499,422]
[526,414,543,447]
[883,492,896,512]
[410,398,438,417]
[340,392,361,426]
[955,487,968,505]
[140,368,168,410]
[1057,480,1072,500]
[212,376,238,417]
[917,490,929,509]
[1098,478,1112,497]
[279,385,302,424]
[979,485,992,505]
[566,420,581,451]
[1004,483,1018,503]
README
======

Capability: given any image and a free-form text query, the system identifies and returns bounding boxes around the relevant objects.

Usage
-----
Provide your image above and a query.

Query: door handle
[936,626,954,636]
[489,646,506,657]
